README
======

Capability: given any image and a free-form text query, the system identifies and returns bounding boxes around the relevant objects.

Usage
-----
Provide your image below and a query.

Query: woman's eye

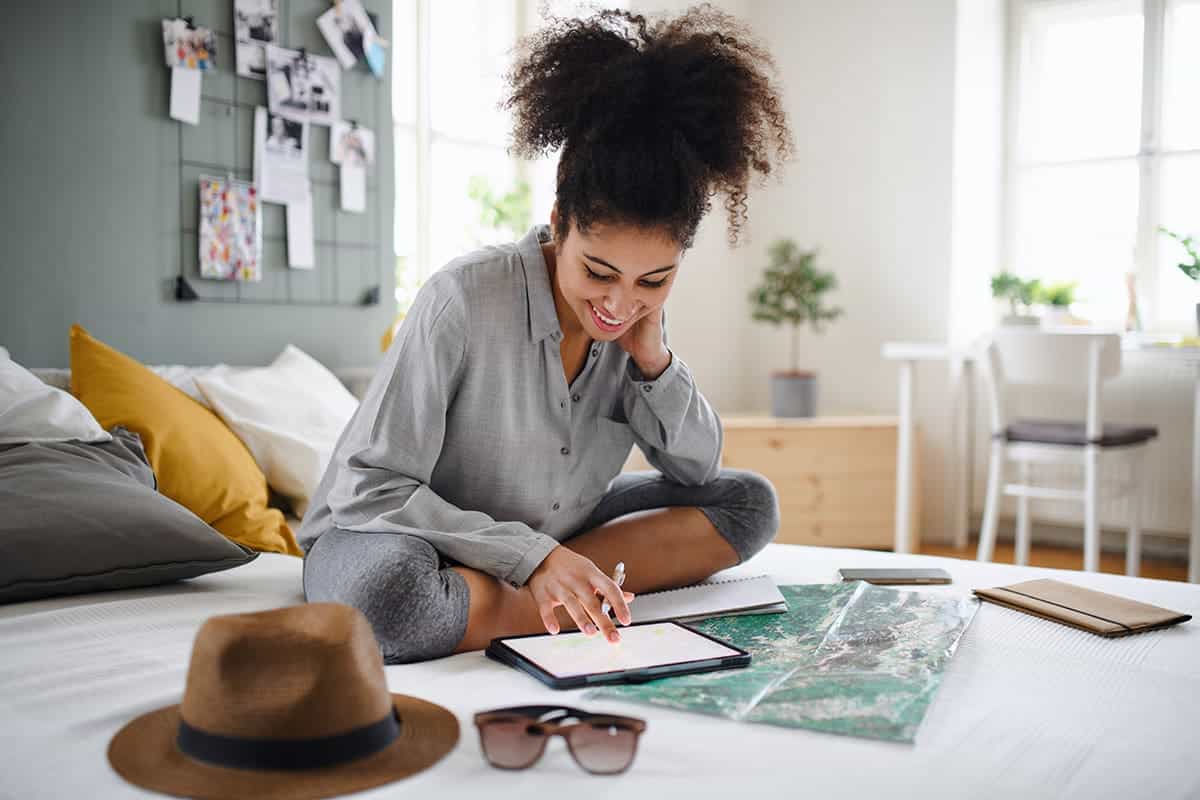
[640,279,667,289]
[584,267,614,282]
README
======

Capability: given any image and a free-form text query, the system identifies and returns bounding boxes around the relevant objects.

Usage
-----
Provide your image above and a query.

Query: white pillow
[194,345,359,518]
[0,352,111,444]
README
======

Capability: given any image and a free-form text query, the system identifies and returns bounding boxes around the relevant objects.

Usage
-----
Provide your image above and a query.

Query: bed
[2,543,1197,799]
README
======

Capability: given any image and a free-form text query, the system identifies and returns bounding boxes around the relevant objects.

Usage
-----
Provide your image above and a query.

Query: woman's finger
[593,575,633,627]
[580,591,620,643]
[530,586,561,635]
[559,592,597,636]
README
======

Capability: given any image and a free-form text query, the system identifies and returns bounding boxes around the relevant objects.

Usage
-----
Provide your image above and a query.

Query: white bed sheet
[2,544,1197,800]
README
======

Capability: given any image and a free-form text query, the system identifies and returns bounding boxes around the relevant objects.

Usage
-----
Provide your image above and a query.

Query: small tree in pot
[749,240,843,417]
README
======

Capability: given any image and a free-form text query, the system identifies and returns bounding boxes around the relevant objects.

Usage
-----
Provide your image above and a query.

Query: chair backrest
[981,329,1122,439]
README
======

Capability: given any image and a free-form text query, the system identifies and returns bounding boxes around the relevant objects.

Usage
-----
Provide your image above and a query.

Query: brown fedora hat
[108,603,458,800]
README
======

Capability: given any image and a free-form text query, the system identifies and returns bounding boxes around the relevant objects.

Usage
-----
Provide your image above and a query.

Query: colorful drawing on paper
[588,583,979,743]
[162,18,216,71]
[198,176,261,282]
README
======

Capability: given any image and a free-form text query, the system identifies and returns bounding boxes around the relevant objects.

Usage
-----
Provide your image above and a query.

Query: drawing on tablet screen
[504,623,738,678]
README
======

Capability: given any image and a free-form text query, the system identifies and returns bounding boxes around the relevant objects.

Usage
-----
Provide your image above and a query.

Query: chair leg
[977,440,1005,563]
[1083,445,1100,573]
[1015,460,1032,567]
[1126,448,1145,577]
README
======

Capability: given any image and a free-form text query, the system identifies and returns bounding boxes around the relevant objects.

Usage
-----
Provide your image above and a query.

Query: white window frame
[392,0,532,284]
[1003,0,1196,330]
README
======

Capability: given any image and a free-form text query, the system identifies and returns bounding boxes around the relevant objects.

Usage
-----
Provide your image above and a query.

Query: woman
[300,6,792,663]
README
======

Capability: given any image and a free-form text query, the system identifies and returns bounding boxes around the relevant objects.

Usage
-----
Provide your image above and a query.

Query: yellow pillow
[69,325,300,556]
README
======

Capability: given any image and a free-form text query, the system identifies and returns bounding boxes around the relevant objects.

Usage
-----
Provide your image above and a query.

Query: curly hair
[503,4,792,249]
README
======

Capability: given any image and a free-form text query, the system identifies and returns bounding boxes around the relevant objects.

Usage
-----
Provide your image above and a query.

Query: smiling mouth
[588,302,628,331]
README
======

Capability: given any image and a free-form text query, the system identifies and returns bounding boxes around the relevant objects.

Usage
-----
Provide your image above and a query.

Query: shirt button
[552,502,560,511]
[571,393,581,402]
[591,349,599,358]
[643,385,653,392]
[560,400,566,409]
[560,446,570,455]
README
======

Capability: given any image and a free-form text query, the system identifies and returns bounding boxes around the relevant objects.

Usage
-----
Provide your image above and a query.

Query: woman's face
[549,212,681,341]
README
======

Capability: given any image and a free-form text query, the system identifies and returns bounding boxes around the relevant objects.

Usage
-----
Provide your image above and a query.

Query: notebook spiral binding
[637,575,768,599]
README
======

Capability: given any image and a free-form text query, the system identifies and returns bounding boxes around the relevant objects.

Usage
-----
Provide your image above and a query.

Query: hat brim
[108,694,459,800]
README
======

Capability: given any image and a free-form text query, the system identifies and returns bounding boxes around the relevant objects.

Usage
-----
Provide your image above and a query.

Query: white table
[884,337,1200,583]
[881,342,976,554]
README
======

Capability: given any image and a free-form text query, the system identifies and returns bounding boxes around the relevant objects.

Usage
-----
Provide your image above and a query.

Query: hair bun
[505,5,792,246]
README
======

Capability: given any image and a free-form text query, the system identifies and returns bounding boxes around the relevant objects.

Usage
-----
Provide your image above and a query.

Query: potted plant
[749,240,843,417]
[1036,281,1078,327]
[1158,226,1200,334]
[990,271,1041,326]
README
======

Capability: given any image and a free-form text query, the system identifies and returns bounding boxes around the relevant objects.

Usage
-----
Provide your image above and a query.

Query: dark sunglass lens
[567,722,638,774]
[478,720,546,769]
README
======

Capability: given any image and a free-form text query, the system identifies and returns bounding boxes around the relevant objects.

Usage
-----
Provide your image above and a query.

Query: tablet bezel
[485,621,752,690]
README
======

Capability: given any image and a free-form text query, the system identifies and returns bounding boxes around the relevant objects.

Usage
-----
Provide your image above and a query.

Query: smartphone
[838,568,952,585]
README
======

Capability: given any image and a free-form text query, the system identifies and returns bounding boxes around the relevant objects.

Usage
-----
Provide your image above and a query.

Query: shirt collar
[517,224,563,343]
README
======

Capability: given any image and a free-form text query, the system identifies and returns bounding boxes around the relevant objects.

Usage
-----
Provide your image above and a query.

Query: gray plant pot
[771,372,817,418]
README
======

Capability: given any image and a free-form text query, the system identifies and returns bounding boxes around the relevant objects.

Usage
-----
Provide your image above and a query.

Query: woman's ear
[549,204,558,230]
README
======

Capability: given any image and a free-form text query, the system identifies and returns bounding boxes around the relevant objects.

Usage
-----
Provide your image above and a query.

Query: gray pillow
[0,427,257,604]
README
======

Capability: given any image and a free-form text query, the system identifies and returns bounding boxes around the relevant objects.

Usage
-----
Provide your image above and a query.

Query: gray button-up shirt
[299,225,723,586]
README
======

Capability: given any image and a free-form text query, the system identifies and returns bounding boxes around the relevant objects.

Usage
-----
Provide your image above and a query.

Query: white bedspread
[2,544,1197,800]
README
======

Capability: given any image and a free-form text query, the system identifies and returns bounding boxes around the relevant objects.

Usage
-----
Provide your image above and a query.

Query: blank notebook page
[628,575,786,624]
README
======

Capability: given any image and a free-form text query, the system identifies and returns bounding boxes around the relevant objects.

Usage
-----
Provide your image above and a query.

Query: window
[1006,0,1200,330]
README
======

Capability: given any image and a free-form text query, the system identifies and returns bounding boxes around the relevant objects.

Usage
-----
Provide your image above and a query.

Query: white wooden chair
[976,330,1158,575]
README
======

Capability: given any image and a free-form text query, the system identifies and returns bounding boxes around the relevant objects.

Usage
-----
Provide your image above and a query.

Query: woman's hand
[616,306,671,380]
[527,546,634,642]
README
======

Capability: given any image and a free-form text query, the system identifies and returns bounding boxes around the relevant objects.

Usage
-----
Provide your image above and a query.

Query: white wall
[622,1,993,542]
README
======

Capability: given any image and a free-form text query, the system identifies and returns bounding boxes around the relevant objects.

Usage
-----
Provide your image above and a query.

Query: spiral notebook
[628,575,787,625]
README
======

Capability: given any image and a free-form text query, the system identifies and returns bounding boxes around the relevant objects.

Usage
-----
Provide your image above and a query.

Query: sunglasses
[474,705,647,775]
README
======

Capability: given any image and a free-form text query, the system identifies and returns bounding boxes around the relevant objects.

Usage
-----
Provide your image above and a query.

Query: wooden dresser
[623,415,918,551]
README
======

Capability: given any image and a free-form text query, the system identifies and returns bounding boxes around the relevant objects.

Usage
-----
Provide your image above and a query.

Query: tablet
[485,621,751,690]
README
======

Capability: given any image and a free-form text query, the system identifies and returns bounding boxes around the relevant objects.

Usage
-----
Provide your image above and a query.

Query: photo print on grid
[265,112,305,159]
[162,18,216,70]
[254,106,310,206]
[316,0,381,71]
[329,121,375,167]
[234,0,278,79]
[265,44,341,127]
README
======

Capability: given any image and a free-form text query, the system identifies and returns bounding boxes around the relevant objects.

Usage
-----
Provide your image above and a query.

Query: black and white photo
[265,112,304,159]
[265,44,341,127]
[316,0,379,71]
[234,0,278,80]
[254,106,310,206]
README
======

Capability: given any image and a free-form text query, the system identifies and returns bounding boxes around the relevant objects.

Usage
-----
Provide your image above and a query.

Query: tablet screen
[499,622,741,679]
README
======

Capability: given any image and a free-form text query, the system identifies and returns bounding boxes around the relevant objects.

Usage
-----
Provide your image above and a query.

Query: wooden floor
[918,539,1190,583]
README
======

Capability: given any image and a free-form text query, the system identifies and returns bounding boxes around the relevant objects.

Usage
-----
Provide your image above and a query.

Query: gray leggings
[303,468,780,664]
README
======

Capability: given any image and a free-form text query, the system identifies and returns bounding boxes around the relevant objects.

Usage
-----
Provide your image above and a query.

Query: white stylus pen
[599,561,626,620]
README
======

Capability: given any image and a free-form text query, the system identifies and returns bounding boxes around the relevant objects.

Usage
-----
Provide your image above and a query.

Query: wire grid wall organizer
[171,0,385,307]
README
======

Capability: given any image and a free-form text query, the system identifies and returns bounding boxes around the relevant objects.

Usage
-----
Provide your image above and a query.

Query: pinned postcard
[199,176,261,282]
[162,18,216,70]
[254,106,311,206]
[169,67,202,125]
[265,44,341,127]
[329,122,375,166]
[234,0,278,80]
[286,191,316,269]
[340,165,366,213]
[316,0,382,72]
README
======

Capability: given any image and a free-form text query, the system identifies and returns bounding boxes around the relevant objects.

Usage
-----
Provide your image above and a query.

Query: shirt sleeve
[620,315,723,486]
[323,273,559,586]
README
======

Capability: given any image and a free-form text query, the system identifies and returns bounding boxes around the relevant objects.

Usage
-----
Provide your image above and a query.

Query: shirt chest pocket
[574,417,637,508]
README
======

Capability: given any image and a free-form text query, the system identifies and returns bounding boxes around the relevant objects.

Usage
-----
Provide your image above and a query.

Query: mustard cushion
[69,325,300,556]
